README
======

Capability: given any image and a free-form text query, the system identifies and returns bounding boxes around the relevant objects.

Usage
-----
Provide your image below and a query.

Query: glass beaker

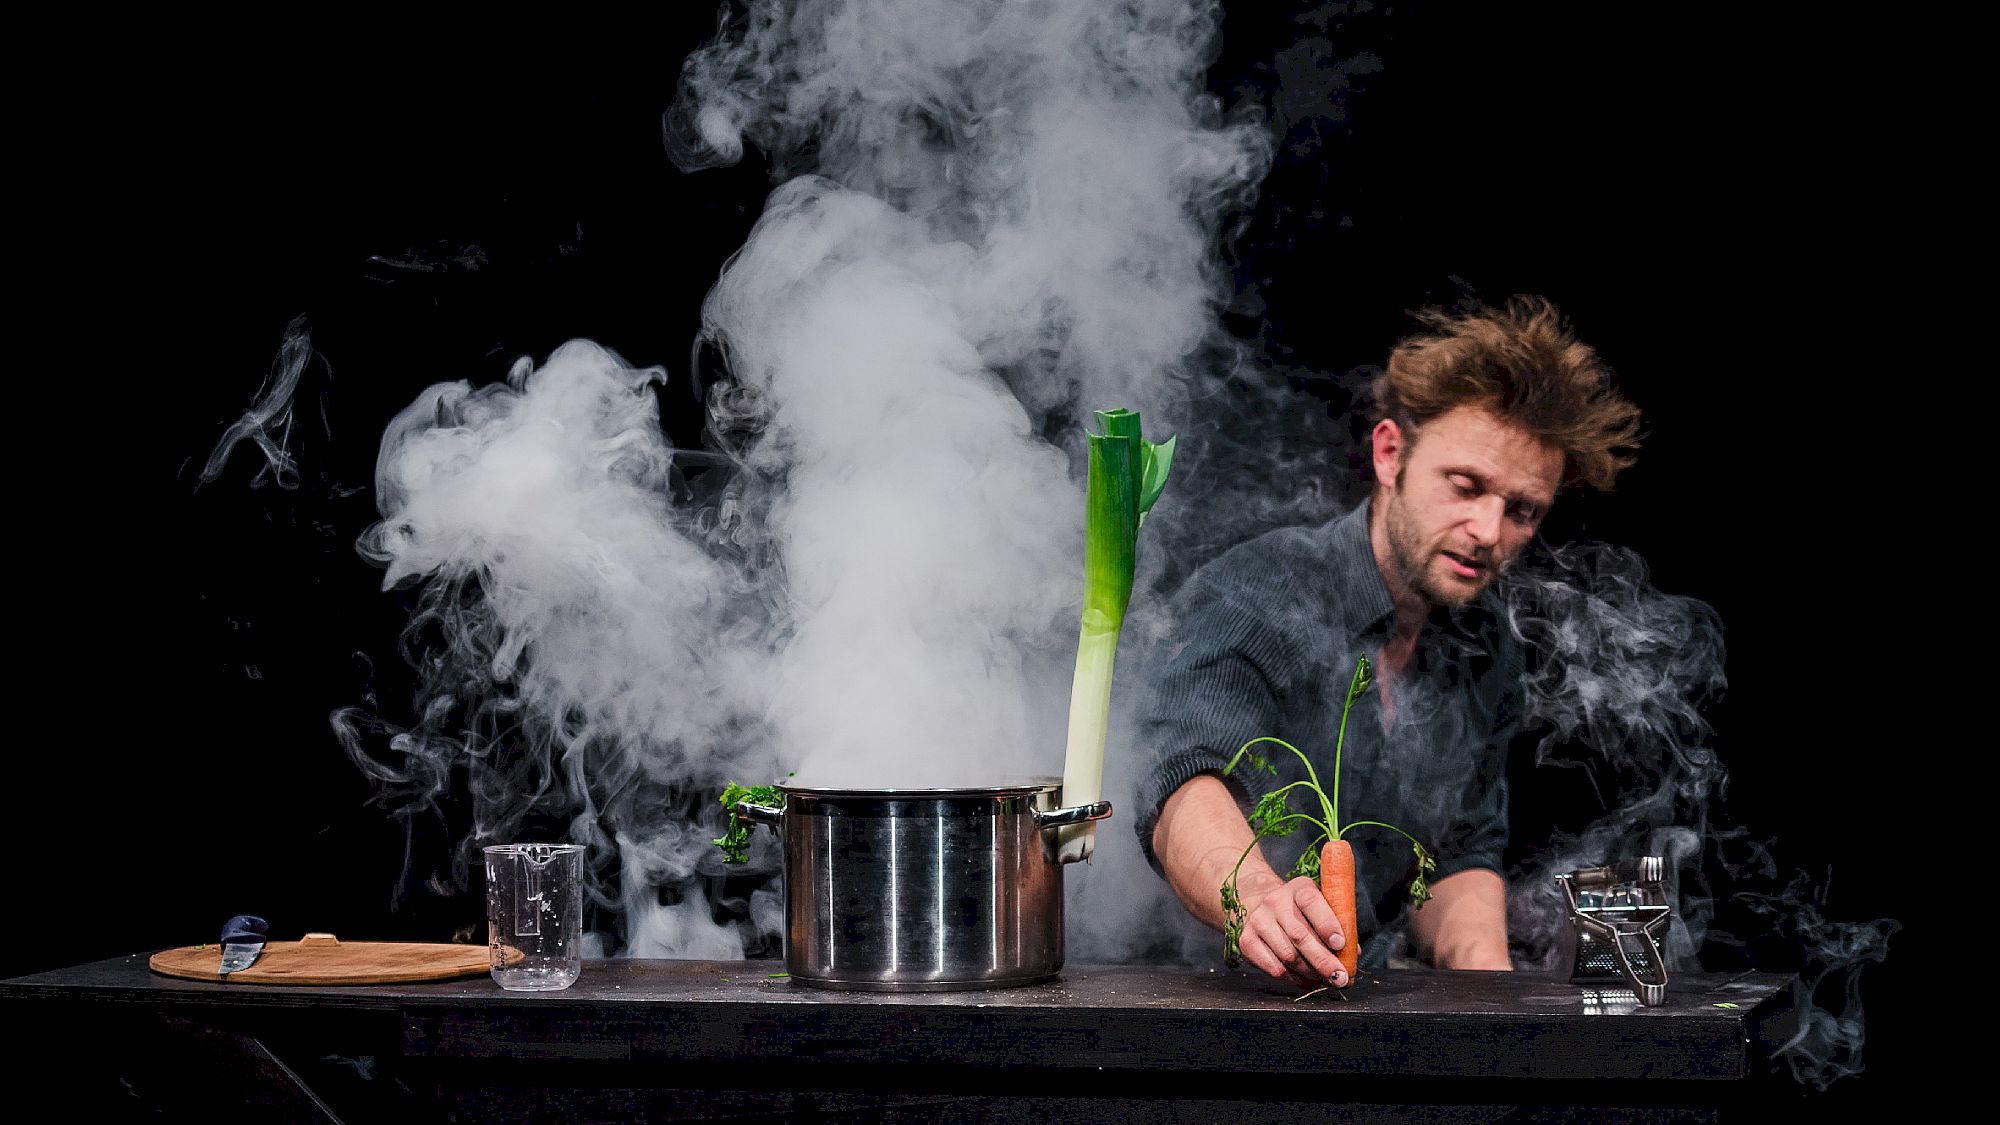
[483,843,585,991]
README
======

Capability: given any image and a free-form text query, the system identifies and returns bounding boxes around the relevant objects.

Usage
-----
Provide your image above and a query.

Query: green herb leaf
[1247,790,1296,838]
[1288,837,1327,882]
[713,780,783,864]
[1224,750,1278,779]
[1220,882,1245,968]
[1407,841,1438,909]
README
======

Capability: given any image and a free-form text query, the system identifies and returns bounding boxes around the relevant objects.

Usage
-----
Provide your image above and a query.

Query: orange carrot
[1220,659,1434,985]
[1321,837,1359,981]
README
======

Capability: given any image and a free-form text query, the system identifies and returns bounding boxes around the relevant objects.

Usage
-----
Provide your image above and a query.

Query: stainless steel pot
[733,780,1111,991]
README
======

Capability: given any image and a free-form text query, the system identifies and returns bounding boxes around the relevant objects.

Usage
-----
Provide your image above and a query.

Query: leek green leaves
[1056,409,1176,864]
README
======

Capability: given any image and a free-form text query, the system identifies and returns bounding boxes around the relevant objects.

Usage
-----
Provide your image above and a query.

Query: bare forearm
[1151,774,1282,929]
[1406,867,1511,970]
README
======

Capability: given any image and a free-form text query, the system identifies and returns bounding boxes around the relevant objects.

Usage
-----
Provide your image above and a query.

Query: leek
[1056,408,1175,863]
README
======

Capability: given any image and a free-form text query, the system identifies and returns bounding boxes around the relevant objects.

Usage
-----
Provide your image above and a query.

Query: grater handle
[1612,930,1667,1007]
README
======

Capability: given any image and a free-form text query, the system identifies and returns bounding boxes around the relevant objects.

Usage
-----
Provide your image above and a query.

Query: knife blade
[217,914,269,979]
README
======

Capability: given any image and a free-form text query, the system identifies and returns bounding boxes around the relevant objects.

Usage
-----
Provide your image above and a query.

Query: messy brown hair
[1373,296,1640,491]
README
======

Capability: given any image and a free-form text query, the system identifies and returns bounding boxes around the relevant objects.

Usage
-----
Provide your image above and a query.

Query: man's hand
[1237,875,1350,989]
[1153,775,1351,990]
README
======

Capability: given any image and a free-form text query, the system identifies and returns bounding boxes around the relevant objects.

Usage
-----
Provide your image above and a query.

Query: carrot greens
[1218,655,1436,967]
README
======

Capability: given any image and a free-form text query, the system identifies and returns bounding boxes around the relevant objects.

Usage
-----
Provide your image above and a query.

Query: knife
[218,914,269,979]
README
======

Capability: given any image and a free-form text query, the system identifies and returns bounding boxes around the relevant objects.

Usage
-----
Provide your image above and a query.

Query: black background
[18,1,1921,1105]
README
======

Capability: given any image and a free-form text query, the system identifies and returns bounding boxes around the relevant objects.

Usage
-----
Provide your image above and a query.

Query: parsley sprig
[714,780,786,863]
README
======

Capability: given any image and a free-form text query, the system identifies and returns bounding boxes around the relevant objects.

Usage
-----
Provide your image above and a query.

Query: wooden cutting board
[148,932,511,985]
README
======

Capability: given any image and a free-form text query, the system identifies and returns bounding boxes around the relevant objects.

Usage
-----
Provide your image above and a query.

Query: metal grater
[1555,857,1672,1007]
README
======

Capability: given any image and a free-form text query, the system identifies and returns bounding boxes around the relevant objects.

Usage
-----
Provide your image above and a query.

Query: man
[1137,296,1640,989]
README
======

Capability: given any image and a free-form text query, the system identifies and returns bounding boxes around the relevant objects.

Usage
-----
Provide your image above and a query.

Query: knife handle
[220,914,269,943]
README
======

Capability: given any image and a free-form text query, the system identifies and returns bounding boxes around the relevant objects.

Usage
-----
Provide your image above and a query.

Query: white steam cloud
[335,0,1272,960]
[698,180,1080,786]
[337,343,774,956]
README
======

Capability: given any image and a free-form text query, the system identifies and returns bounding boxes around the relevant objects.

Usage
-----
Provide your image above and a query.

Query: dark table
[3,954,1800,1123]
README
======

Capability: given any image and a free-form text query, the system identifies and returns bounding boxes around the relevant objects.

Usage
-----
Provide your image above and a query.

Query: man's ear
[1371,418,1405,486]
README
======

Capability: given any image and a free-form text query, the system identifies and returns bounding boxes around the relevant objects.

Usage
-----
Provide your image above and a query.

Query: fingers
[1279,878,1348,986]
[1294,879,1347,954]
[1240,878,1349,989]
[1239,929,1325,991]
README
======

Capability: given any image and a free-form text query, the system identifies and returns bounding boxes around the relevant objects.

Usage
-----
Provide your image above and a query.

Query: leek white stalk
[1057,409,1174,863]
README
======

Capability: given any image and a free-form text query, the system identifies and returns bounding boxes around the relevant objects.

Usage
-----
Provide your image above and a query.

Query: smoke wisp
[1500,539,1729,969]
[1499,539,1899,1091]
[200,313,318,491]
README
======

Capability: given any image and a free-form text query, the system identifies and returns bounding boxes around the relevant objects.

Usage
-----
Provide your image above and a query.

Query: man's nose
[1467,497,1504,545]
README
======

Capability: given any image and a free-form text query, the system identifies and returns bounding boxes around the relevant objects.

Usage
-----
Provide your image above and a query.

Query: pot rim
[771,777,1060,800]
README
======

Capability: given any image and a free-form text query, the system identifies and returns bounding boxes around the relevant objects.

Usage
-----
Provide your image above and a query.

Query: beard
[1379,487,1499,608]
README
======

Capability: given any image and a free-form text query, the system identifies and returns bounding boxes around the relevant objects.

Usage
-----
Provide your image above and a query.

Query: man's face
[1370,405,1563,608]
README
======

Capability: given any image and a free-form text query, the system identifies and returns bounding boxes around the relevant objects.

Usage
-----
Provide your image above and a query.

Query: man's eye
[1448,475,1478,496]
[1506,501,1541,525]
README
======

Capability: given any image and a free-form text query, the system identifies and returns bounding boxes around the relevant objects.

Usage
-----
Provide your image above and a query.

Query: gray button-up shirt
[1135,498,1520,946]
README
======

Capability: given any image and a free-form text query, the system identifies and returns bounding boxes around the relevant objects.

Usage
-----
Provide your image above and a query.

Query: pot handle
[734,800,784,827]
[1031,800,1113,830]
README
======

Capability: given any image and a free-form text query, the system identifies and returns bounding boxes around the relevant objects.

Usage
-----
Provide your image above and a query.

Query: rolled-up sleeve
[1431,757,1508,882]
[1429,642,1521,883]
[1133,584,1300,871]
